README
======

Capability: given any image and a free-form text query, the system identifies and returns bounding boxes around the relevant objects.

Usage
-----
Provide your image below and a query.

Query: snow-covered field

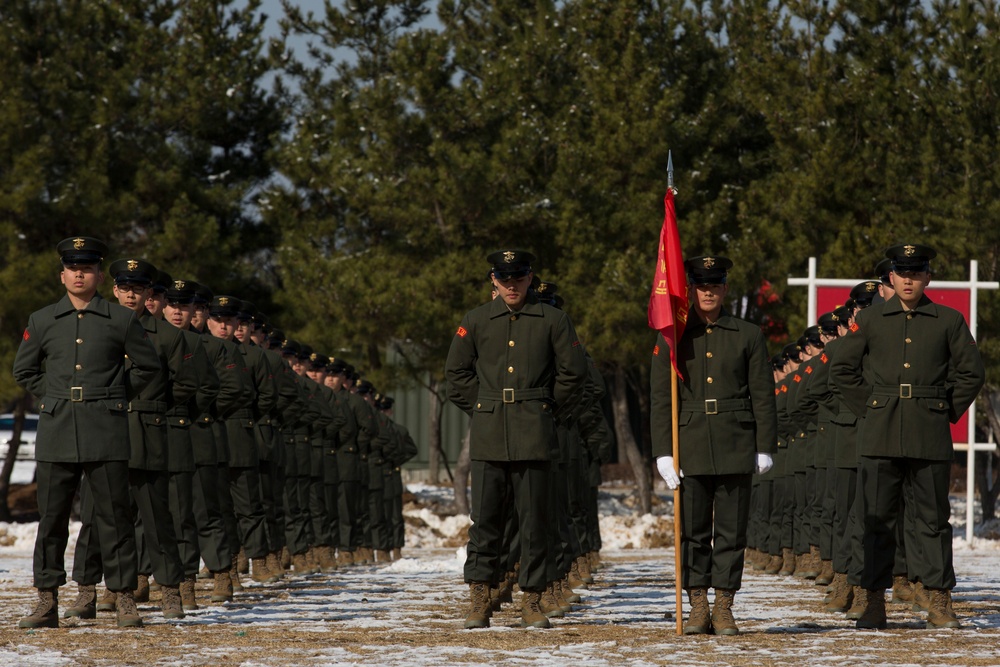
[0,483,997,666]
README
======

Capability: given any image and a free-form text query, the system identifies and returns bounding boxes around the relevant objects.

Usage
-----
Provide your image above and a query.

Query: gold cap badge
[73,238,86,250]
[218,297,229,306]
[310,353,318,361]
[903,245,916,257]
[173,280,185,290]
[703,257,716,269]
[866,282,876,292]
[126,259,139,271]
[503,251,516,263]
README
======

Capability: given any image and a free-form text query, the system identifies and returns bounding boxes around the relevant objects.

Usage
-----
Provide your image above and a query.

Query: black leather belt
[479,387,551,404]
[50,386,126,402]
[680,398,751,415]
[872,384,947,400]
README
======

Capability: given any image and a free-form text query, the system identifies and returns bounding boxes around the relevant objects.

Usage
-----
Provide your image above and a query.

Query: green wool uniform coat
[14,294,161,462]
[650,310,777,474]
[445,296,589,462]
[830,295,985,460]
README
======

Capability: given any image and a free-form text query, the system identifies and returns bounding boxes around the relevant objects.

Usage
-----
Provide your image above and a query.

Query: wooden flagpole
[672,365,682,635]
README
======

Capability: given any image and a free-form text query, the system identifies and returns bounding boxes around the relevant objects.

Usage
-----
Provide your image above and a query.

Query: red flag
[647,187,688,378]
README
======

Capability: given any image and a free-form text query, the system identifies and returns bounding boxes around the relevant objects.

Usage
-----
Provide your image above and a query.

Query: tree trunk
[427,379,441,484]
[453,427,472,515]
[0,393,29,522]
[977,388,1000,523]
[611,365,651,513]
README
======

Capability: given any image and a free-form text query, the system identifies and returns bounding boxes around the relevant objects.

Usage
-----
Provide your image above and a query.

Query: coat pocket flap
[919,397,950,413]
[474,400,497,414]
[866,395,894,409]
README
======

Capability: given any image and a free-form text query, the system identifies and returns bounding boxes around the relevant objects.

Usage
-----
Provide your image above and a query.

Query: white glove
[755,452,773,475]
[656,456,683,490]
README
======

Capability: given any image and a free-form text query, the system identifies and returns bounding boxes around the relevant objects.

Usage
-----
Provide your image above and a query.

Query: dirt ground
[2,547,999,667]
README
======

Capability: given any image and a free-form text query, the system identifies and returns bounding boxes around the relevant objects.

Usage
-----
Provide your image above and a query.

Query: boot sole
[63,608,97,619]
[926,620,961,629]
[520,619,552,628]
[463,619,490,629]
[117,619,144,628]
[856,621,887,630]
[96,604,116,612]
[18,619,58,629]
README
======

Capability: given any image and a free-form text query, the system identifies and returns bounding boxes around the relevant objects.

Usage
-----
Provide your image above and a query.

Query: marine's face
[326,374,344,391]
[234,321,252,343]
[191,304,208,330]
[61,263,104,299]
[145,292,165,317]
[113,282,151,313]
[491,272,532,309]
[890,270,930,307]
[207,314,237,340]
[164,301,194,329]
[306,368,326,384]
[691,283,728,317]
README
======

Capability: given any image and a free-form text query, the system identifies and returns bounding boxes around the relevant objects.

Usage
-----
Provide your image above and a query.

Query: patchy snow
[0,483,997,666]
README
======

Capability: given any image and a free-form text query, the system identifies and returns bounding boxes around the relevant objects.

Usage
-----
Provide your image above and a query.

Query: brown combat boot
[552,579,573,612]
[375,549,392,564]
[338,550,355,567]
[230,554,244,592]
[779,548,796,576]
[591,550,603,571]
[463,582,492,629]
[539,582,566,618]
[576,554,595,584]
[815,560,835,586]
[855,589,887,629]
[891,575,914,604]
[115,589,143,628]
[160,585,185,620]
[266,551,285,579]
[211,569,233,603]
[802,546,821,579]
[925,588,961,629]
[712,588,740,635]
[251,557,279,583]
[568,559,587,590]
[520,589,552,628]
[846,586,868,620]
[134,574,150,603]
[561,575,581,603]
[911,580,931,612]
[237,546,249,574]
[764,553,783,575]
[825,573,854,613]
[97,588,117,612]
[63,584,97,619]
[197,565,212,580]
[180,575,198,610]
[280,546,292,569]
[321,546,339,571]
[18,588,58,628]
[292,551,312,575]
[391,547,402,561]
[683,587,711,635]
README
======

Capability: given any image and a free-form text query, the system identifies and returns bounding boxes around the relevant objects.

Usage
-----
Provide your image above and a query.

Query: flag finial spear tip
[667,150,676,194]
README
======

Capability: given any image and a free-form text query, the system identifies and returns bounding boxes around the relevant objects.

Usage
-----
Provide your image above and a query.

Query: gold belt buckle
[900,384,912,399]
[503,388,515,404]
[705,399,718,415]
[70,387,84,402]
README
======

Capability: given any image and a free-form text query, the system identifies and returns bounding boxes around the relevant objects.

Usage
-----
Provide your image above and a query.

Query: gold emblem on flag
[173,280,185,289]
[73,238,86,250]
[127,260,139,271]
[904,245,916,257]
[654,279,667,296]
[503,251,516,263]
[703,257,716,269]
[218,297,229,306]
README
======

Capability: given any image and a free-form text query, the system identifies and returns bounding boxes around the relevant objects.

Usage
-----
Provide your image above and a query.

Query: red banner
[648,188,688,377]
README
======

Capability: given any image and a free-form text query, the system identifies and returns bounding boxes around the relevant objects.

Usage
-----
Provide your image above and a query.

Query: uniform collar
[54,293,112,318]
[689,307,739,331]
[881,294,938,317]
[139,310,159,332]
[488,294,544,319]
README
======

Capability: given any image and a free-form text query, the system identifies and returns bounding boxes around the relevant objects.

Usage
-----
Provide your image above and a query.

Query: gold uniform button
[510,315,517,321]
[906,314,913,320]
[77,313,84,319]
[76,338,83,344]
[179,419,186,425]
[706,352,713,358]
[873,400,878,405]
[154,418,161,424]
[509,341,515,347]
[905,338,912,344]
[707,327,713,334]
[508,366,514,373]
[938,402,945,408]
[707,377,714,384]
[476,403,481,409]
[904,362,911,369]
[75,364,82,371]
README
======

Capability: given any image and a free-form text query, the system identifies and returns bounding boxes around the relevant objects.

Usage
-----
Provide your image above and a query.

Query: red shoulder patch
[793,374,802,383]
[774,387,780,395]
[781,385,788,393]
[805,365,813,374]
[572,341,580,347]
[183,353,194,360]
[820,353,828,364]
[850,322,859,333]
[456,326,467,338]
[653,344,660,356]
[22,329,29,341]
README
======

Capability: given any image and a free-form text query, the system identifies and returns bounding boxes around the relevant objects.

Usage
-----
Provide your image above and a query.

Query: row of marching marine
[14,236,419,629]
[743,244,985,632]
[649,245,985,637]
[446,250,614,629]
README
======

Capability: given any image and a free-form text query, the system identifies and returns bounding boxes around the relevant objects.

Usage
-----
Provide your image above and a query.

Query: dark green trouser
[338,480,362,551]
[833,467,857,574]
[793,471,809,554]
[466,460,551,591]
[681,473,752,590]
[167,470,200,575]
[770,474,794,552]
[751,479,773,553]
[191,463,230,572]
[818,465,836,559]
[858,456,954,590]
[40,460,136,591]
[229,465,269,559]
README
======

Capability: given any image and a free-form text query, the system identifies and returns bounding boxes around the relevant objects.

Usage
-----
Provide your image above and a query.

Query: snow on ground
[0,483,997,666]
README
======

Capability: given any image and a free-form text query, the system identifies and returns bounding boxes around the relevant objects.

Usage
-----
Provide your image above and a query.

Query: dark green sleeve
[445,312,479,416]
[649,333,674,459]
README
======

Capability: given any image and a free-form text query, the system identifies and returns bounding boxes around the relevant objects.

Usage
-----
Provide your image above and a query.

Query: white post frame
[788,259,999,545]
